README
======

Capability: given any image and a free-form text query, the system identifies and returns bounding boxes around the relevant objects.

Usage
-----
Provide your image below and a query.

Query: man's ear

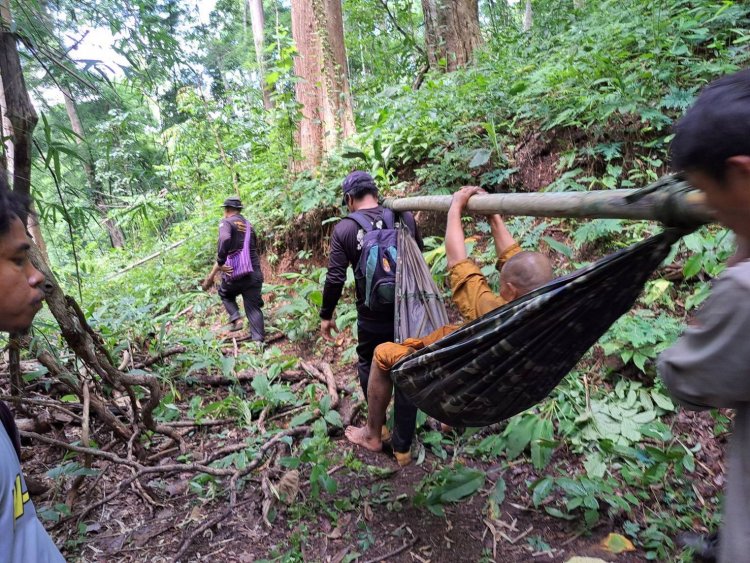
[500,281,518,302]
[725,156,750,179]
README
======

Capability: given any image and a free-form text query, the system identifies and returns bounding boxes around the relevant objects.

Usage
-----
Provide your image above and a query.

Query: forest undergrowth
[4,0,750,561]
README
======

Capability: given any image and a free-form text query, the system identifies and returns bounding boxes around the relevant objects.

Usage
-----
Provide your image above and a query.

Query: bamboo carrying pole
[383,182,714,227]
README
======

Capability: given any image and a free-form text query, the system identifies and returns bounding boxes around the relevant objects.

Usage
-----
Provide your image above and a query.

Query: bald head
[500,251,553,299]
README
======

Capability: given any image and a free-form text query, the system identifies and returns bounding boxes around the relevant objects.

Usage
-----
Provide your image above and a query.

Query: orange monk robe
[375,243,522,371]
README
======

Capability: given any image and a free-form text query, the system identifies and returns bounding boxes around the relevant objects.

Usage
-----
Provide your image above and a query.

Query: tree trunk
[249,0,273,110]
[523,0,533,32]
[0,1,48,261]
[291,0,356,169]
[61,87,125,248]
[0,2,38,201]
[2,1,46,400]
[421,0,483,72]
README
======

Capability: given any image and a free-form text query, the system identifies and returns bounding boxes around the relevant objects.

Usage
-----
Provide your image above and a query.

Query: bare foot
[345,425,382,452]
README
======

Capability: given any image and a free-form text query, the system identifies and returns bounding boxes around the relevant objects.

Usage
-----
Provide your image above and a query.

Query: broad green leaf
[651,391,675,411]
[542,236,574,259]
[469,148,492,168]
[324,409,342,428]
[583,453,606,478]
[683,254,703,279]
[489,477,506,507]
[434,468,486,503]
[531,476,554,506]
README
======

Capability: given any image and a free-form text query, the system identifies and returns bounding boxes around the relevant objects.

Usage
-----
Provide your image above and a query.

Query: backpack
[348,209,399,311]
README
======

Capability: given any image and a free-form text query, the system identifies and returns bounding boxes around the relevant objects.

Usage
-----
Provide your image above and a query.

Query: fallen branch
[220,332,285,348]
[362,536,419,563]
[316,361,341,408]
[0,395,83,422]
[342,399,365,427]
[133,346,187,369]
[300,361,338,408]
[106,239,188,280]
[191,369,304,386]
[163,418,237,428]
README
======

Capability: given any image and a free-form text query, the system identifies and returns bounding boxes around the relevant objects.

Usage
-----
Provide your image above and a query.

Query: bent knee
[374,342,413,372]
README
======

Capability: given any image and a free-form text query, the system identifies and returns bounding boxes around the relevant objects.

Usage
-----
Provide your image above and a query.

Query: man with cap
[202,197,265,341]
[320,171,422,462]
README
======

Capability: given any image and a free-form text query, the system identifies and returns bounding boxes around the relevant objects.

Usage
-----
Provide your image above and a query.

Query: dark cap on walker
[342,171,377,204]
[221,197,243,209]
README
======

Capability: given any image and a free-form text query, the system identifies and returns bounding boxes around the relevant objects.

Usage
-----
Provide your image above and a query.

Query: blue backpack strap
[346,211,373,233]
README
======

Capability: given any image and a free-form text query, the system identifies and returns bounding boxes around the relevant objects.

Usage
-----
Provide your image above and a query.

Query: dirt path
[14,291,719,562]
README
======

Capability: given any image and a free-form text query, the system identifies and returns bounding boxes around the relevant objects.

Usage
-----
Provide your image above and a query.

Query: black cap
[342,171,377,205]
[222,197,243,209]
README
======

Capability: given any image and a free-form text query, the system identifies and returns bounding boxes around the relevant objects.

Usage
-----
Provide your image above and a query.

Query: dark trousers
[218,272,265,342]
[357,319,418,454]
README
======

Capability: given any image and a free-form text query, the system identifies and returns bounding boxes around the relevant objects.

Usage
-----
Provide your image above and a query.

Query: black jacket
[320,206,422,324]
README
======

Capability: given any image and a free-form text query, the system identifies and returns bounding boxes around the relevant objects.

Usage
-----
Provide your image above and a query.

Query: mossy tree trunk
[249,0,274,110]
[291,0,356,169]
[61,87,125,248]
[421,0,483,72]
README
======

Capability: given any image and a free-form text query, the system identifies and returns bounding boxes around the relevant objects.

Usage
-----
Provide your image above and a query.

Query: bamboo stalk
[383,184,714,226]
[105,238,188,280]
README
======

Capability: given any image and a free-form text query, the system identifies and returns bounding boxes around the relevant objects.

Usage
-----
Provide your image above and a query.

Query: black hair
[0,174,30,236]
[346,186,379,201]
[671,69,750,179]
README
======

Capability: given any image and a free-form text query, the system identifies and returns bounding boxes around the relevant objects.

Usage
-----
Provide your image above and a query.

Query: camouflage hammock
[392,227,683,427]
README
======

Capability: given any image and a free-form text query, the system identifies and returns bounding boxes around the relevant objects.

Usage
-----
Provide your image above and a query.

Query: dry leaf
[274,470,300,505]
[600,532,635,554]
[565,558,608,563]
[327,527,343,540]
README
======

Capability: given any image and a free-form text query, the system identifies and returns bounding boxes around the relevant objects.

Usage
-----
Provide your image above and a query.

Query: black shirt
[320,206,422,324]
[216,213,262,273]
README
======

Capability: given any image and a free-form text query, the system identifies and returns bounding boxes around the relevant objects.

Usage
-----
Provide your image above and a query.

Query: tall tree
[0,0,49,258]
[61,87,125,248]
[291,0,356,169]
[249,0,273,110]
[0,0,37,200]
[421,0,482,72]
[523,0,533,32]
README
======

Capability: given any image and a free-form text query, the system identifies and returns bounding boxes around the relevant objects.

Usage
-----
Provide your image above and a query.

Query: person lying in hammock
[345,186,553,463]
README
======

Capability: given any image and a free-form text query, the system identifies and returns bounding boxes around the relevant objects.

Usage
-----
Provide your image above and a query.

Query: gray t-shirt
[0,422,65,562]
[658,259,750,563]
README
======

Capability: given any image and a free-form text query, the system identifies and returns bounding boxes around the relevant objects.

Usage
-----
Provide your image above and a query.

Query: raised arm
[489,214,516,257]
[446,186,485,269]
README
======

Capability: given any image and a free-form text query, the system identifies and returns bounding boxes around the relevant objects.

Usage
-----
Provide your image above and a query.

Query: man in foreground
[658,69,750,563]
[0,181,65,562]
[346,186,553,459]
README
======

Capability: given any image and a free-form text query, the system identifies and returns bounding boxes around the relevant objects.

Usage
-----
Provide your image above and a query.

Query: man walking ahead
[203,197,265,342]
[320,171,421,456]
